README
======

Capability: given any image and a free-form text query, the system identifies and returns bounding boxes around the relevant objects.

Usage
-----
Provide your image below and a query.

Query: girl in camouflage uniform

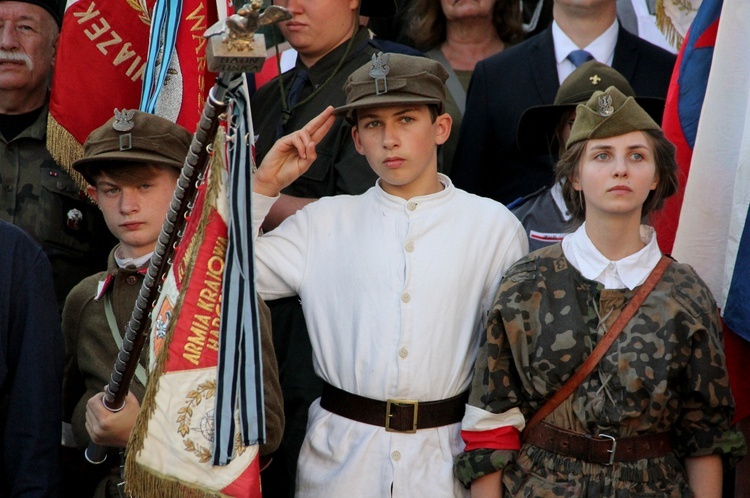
[455,86,746,497]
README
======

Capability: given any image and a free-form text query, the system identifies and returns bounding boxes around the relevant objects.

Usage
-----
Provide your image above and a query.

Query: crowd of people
[0,0,747,497]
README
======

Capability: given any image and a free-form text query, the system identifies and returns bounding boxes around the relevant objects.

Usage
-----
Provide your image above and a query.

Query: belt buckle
[599,433,617,465]
[385,399,418,433]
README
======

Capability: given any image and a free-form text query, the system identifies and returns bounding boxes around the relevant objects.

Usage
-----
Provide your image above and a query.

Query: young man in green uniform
[62,110,283,496]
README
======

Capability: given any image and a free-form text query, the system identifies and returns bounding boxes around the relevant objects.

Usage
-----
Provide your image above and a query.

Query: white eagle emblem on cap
[597,94,614,117]
[369,52,391,96]
[113,108,136,132]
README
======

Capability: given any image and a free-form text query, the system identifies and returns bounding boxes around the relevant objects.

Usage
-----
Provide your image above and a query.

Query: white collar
[553,19,619,83]
[115,250,153,269]
[561,223,662,290]
[375,173,454,210]
[550,181,573,221]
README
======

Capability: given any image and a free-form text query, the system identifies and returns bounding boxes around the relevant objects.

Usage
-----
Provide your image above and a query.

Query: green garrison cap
[517,61,664,156]
[566,86,661,149]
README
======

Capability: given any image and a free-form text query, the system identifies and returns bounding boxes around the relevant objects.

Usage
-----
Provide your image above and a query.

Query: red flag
[125,127,262,497]
[650,0,720,253]
[47,0,155,186]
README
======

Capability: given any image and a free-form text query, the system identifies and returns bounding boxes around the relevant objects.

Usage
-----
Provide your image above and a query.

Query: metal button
[401,292,410,303]
[126,275,138,285]
[406,201,417,211]
[404,241,414,252]
[391,451,401,461]
[398,347,409,359]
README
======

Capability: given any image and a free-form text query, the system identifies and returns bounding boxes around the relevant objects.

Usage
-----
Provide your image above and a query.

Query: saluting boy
[252,53,529,497]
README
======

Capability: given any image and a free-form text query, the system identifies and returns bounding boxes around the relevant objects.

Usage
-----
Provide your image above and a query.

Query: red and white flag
[47,0,155,186]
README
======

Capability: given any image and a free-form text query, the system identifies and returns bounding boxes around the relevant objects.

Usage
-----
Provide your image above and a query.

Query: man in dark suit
[451,0,676,205]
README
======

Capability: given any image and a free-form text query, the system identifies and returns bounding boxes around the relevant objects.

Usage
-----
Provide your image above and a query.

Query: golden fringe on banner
[656,0,704,52]
[125,131,228,498]
[46,114,87,190]
[656,0,685,50]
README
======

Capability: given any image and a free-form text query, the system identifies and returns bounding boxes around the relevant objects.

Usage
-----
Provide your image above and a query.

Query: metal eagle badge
[112,108,135,132]
[369,52,391,95]
[598,94,614,116]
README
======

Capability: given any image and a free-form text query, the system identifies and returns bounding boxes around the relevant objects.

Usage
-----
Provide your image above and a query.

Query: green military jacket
[62,248,284,454]
[0,105,112,309]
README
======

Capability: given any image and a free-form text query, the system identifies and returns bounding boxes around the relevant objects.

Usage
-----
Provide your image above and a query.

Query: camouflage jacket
[455,244,746,496]
[0,105,113,309]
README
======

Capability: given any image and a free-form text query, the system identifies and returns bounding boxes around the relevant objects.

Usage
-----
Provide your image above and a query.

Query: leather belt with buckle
[524,422,673,465]
[320,383,468,433]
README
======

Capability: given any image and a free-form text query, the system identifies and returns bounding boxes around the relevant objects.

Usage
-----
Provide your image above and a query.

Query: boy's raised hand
[253,106,336,197]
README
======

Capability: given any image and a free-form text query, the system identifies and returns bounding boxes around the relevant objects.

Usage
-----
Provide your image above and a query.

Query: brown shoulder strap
[521,255,672,439]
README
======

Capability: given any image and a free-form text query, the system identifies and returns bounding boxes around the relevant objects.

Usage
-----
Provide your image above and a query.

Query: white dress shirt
[252,174,528,497]
[553,19,619,83]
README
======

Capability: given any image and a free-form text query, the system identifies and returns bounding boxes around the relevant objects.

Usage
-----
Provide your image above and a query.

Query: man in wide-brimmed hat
[510,60,664,251]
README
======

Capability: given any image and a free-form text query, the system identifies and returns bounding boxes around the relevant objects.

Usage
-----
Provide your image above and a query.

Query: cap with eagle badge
[333,52,449,123]
[566,85,662,148]
[516,60,665,156]
[72,109,192,185]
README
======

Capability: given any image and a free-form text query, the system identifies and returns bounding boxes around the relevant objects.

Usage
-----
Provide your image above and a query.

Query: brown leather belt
[524,422,673,465]
[320,383,468,433]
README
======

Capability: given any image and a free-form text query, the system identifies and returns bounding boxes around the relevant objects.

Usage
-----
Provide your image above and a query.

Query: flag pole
[85,3,290,464]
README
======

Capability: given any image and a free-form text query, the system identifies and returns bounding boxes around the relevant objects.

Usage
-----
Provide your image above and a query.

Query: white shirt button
[404,241,415,252]
[398,347,409,359]
[391,451,401,461]
[406,201,417,211]
[401,292,411,303]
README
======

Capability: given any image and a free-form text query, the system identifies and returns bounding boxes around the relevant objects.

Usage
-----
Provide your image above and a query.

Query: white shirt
[553,19,619,83]
[252,175,528,497]
[562,222,662,289]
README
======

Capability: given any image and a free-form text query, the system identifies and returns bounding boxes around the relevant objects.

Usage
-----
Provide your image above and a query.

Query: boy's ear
[434,113,452,146]
[86,185,99,204]
[351,125,366,156]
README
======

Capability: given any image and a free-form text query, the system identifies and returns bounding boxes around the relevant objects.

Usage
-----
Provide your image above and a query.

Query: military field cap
[334,52,448,121]
[517,61,664,155]
[1,0,62,26]
[566,85,661,148]
[72,109,192,185]
[361,0,397,17]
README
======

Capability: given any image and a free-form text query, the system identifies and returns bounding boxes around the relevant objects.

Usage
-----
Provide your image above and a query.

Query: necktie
[567,50,594,67]
[277,69,310,139]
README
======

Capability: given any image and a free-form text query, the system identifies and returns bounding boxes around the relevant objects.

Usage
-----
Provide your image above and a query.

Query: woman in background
[405,0,524,174]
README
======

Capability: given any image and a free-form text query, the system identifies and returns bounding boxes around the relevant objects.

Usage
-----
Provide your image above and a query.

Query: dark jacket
[452,25,676,204]
[0,220,63,497]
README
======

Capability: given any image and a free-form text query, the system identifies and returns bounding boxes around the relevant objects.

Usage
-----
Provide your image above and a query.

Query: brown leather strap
[522,255,672,439]
[525,422,673,464]
[320,383,468,433]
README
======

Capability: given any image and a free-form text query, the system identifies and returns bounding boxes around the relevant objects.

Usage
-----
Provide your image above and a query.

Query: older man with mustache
[0,0,111,312]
